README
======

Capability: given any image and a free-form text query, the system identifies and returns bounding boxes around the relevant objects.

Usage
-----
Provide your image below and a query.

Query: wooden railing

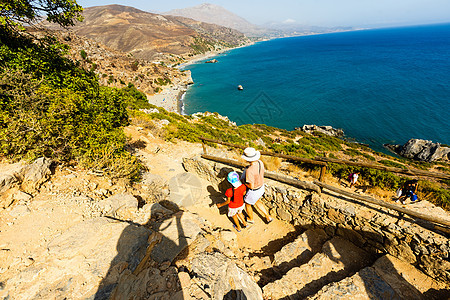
[200,137,450,181]
[199,144,450,228]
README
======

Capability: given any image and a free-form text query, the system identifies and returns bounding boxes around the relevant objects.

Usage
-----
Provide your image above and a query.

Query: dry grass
[261,156,283,171]
[366,186,395,201]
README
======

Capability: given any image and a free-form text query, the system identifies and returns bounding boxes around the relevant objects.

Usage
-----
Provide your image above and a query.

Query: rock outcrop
[385,139,450,162]
[300,124,344,137]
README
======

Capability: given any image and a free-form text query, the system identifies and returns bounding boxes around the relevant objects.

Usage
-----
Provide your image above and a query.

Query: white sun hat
[242,147,261,162]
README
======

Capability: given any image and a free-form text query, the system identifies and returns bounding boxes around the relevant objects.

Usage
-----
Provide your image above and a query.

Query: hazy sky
[77,0,450,27]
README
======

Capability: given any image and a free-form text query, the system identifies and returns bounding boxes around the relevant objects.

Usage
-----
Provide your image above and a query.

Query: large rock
[191,252,263,300]
[308,267,400,300]
[0,157,52,194]
[6,217,151,300]
[151,211,203,263]
[388,139,450,162]
[0,162,25,193]
[273,228,329,274]
[373,254,449,299]
[97,193,139,219]
[21,157,53,192]
[300,125,344,137]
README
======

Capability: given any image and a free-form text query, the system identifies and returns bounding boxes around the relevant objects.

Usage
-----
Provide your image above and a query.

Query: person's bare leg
[245,203,254,222]
[231,214,241,231]
[237,212,247,227]
[254,201,273,222]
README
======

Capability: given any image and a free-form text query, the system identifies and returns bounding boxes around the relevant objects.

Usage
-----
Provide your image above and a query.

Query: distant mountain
[45,5,249,61]
[165,3,272,37]
[263,21,358,36]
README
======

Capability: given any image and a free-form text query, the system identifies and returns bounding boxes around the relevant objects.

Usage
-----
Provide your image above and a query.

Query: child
[217,171,248,232]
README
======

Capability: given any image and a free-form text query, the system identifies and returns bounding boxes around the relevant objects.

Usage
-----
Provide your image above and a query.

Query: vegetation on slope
[132,107,450,210]
[0,1,151,180]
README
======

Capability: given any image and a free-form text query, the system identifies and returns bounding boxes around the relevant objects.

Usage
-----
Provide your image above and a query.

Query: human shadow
[93,201,189,299]
[224,289,248,300]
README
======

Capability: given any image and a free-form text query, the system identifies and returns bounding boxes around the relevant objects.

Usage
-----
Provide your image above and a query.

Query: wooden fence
[200,137,450,181]
[199,137,450,228]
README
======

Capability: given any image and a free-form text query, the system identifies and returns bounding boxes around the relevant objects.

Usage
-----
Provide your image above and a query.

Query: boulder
[191,252,263,300]
[151,211,203,263]
[387,139,450,162]
[0,163,25,193]
[21,157,53,192]
[97,193,139,219]
[300,125,344,137]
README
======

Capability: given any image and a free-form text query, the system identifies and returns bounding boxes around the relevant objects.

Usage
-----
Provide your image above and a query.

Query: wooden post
[202,140,207,154]
[319,164,327,182]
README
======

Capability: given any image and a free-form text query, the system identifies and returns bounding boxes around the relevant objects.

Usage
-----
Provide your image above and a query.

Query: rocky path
[0,126,449,299]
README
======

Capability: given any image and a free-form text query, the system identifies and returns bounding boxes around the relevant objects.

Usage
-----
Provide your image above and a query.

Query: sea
[182,23,450,152]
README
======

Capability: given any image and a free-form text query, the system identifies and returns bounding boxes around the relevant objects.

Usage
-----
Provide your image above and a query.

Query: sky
[77,0,450,28]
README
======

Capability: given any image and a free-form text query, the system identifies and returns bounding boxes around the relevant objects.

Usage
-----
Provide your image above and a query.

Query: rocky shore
[384,139,450,162]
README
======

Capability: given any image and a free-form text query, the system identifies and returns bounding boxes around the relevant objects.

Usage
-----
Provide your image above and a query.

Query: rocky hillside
[45,5,250,61]
[29,28,192,97]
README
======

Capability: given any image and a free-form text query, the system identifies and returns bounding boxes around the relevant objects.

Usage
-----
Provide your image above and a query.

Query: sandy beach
[147,51,225,113]
[147,44,254,114]
[147,85,186,113]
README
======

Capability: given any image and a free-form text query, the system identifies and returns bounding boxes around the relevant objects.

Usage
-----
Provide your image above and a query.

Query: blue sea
[182,23,450,151]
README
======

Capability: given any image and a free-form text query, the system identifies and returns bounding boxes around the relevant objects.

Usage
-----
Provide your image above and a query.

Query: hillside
[45,4,250,61]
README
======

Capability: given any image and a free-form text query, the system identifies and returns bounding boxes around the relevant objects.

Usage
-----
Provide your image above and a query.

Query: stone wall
[183,156,450,284]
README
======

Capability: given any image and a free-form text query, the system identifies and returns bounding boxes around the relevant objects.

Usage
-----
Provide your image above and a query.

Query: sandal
[233,224,241,232]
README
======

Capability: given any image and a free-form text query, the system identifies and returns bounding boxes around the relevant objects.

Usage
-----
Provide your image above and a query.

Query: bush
[0,30,141,180]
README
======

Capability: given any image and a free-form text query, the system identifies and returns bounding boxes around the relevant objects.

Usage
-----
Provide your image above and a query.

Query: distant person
[216,171,248,232]
[348,171,360,188]
[241,147,273,224]
[396,179,419,204]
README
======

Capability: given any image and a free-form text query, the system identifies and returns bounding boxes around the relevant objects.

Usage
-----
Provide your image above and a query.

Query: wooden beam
[313,180,450,228]
[200,137,326,166]
[313,156,450,180]
[199,137,450,180]
[201,154,322,194]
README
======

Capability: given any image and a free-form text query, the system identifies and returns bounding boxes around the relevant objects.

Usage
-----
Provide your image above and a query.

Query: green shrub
[0,30,141,180]
[80,49,87,60]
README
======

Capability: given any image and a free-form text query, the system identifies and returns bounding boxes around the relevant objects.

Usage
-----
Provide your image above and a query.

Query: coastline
[147,43,254,114]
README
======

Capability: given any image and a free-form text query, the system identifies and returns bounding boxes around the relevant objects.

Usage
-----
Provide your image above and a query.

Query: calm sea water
[183,23,450,151]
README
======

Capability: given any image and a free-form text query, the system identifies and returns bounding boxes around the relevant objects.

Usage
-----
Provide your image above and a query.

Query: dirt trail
[125,126,297,252]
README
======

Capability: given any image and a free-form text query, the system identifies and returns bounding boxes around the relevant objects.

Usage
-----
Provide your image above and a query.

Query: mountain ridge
[45,4,250,61]
[165,3,275,37]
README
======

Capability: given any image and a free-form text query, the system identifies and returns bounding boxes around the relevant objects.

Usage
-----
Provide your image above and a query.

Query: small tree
[0,0,83,32]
